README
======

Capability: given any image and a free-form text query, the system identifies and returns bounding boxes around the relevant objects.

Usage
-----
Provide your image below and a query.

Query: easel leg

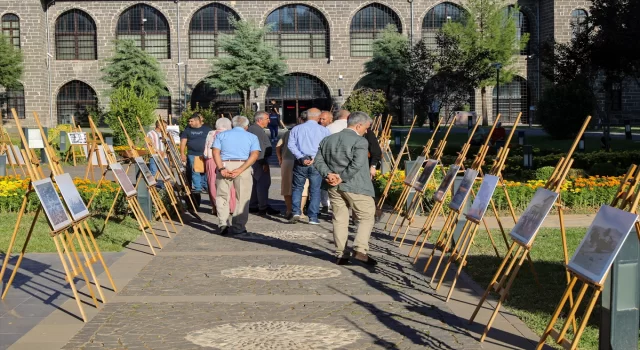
[132,197,163,249]
[71,226,105,304]
[556,282,589,343]
[409,203,445,259]
[569,290,601,350]
[81,221,117,292]
[434,221,472,288]
[61,231,99,308]
[558,206,579,333]
[387,187,409,232]
[422,212,458,270]
[100,188,121,234]
[1,206,40,299]
[395,200,420,245]
[53,235,87,322]
[445,224,479,302]
[127,197,156,255]
[149,187,174,237]
[480,217,501,258]
[536,276,578,349]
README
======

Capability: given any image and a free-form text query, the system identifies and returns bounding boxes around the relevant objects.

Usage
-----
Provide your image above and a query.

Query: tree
[206,19,287,112]
[538,78,595,139]
[0,34,23,90]
[440,0,528,125]
[105,81,158,146]
[405,40,437,125]
[101,40,167,97]
[342,88,387,117]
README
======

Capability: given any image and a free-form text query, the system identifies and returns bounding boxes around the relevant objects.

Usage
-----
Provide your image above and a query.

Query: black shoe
[194,193,202,208]
[219,225,229,236]
[262,207,280,216]
[321,206,329,214]
[336,257,350,265]
[283,212,293,220]
[232,229,248,235]
[353,252,377,266]
[249,207,260,214]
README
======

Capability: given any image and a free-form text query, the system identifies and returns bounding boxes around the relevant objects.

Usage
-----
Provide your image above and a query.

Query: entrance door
[266,73,332,126]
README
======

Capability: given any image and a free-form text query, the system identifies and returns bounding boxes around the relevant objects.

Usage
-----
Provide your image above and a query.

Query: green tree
[105,81,158,146]
[101,40,167,97]
[440,0,529,125]
[538,78,595,139]
[179,104,217,131]
[206,19,287,112]
[0,34,23,90]
[342,88,387,117]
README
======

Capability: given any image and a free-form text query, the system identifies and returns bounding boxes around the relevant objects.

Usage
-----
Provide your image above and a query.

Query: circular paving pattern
[221,265,341,281]
[185,321,361,349]
[236,230,327,240]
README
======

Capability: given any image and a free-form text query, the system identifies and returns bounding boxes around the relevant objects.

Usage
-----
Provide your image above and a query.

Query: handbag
[193,156,205,173]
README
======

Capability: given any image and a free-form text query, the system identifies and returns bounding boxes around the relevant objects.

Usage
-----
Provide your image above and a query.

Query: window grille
[350,4,401,57]
[265,4,329,59]
[570,9,588,39]
[1,14,20,49]
[189,3,239,59]
[190,81,243,115]
[2,83,25,119]
[57,81,98,125]
[55,10,97,60]
[116,4,170,59]
[493,76,528,123]
[422,3,466,50]
[504,6,530,55]
[266,73,329,100]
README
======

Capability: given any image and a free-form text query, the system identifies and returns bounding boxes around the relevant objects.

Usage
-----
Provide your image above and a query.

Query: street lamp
[518,130,525,146]
[523,145,533,169]
[491,63,503,117]
[578,135,585,152]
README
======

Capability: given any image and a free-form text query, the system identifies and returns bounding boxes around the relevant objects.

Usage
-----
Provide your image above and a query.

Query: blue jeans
[291,163,322,221]
[268,125,278,141]
[187,155,207,192]
[149,157,168,189]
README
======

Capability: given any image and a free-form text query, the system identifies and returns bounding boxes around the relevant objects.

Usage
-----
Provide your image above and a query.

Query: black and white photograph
[110,162,137,198]
[404,156,426,186]
[449,169,479,212]
[412,159,439,192]
[152,154,172,181]
[67,132,87,145]
[33,178,72,232]
[166,125,180,144]
[135,157,157,187]
[466,175,500,222]
[26,128,44,149]
[509,188,559,247]
[54,173,90,221]
[433,165,460,202]
[568,205,638,285]
[166,141,185,172]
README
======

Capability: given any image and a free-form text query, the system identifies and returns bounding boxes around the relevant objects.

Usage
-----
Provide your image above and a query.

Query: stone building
[2,0,631,129]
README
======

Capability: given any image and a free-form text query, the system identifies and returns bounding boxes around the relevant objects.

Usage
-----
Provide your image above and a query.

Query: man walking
[212,115,261,235]
[314,112,377,266]
[287,108,330,224]
[248,111,279,216]
[180,113,212,209]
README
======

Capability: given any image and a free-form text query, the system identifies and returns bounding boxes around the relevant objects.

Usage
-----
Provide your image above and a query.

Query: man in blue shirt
[180,113,212,209]
[212,115,261,235]
[287,108,331,224]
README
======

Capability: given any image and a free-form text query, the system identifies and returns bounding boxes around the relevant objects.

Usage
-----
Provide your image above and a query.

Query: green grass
[0,212,143,254]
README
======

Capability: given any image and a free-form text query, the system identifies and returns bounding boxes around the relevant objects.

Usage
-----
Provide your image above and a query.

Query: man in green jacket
[314,111,377,267]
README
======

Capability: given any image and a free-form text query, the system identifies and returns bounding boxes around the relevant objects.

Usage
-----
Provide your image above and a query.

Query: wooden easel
[0,115,26,177]
[64,116,87,166]
[377,115,393,148]
[83,122,106,181]
[469,116,592,342]
[380,115,416,174]
[383,117,451,233]
[372,115,382,137]
[0,109,112,322]
[85,116,163,255]
[536,164,640,350]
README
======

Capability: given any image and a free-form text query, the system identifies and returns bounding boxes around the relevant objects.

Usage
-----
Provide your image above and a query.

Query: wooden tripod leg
[423,211,459,268]
[132,197,162,249]
[558,206,579,334]
[100,187,121,234]
[536,276,578,349]
[81,221,117,292]
[525,252,542,289]
[127,197,156,255]
[445,224,480,302]
[420,213,453,269]
[71,226,105,304]
[0,194,30,284]
[411,206,450,260]
[61,231,99,308]
[489,199,510,250]
[433,221,471,287]
[1,206,40,299]
[154,187,178,234]
[396,199,420,246]
[408,203,441,257]
[569,289,601,350]
[165,184,184,226]
[480,217,501,258]
[148,188,172,238]
[428,218,465,282]
[557,282,589,343]
[436,222,475,291]
[387,187,409,231]
[53,235,87,322]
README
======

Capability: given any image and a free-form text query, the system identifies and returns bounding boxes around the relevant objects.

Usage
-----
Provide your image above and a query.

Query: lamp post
[492,63,503,117]
[578,135,585,152]
[523,145,533,169]
[518,130,525,146]
[624,119,632,140]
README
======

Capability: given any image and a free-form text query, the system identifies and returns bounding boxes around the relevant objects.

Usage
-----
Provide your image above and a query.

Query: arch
[1,82,25,119]
[350,3,402,57]
[504,5,530,55]
[189,3,240,59]
[190,80,244,115]
[265,73,331,124]
[570,9,588,38]
[116,3,170,59]
[56,80,98,125]
[265,4,330,59]
[421,2,466,50]
[55,9,97,60]
[1,13,20,49]
[493,76,528,123]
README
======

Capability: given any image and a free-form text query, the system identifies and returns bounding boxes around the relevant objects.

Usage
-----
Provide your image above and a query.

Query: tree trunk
[481,86,488,126]
[245,89,252,113]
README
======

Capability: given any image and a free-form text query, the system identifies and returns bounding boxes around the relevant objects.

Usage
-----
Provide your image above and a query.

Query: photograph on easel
[166,141,185,172]
[54,173,90,221]
[109,162,137,197]
[90,145,108,165]
[412,159,438,192]
[7,145,25,165]
[166,125,180,144]
[134,157,157,187]
[403,156,426,186]
[466,175,500,222]
[152,154,172,181]
[68,132,87,145]
[32,178,73,232]
[568,205,638,285]
[509,188,558,246]
[433,165,460,202]
[449,169,478,212]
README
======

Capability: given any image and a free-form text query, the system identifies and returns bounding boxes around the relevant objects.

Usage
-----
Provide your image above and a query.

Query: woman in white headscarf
[204,117,235,215]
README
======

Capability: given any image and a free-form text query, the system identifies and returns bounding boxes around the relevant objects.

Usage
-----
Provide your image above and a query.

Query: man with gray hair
[212,115,261,235]
[314,111,377,266]
[248,111,279,216]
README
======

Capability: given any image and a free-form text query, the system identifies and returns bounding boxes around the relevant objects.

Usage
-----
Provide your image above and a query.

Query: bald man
[318,111,333,127]
[327,109,349,134]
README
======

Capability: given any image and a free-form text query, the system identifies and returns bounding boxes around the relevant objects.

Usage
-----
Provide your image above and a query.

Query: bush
[342,88,387,117]
[538,79,595,139]
[105,82,158,146]
[534,166,555,181]
[179,104,217,131]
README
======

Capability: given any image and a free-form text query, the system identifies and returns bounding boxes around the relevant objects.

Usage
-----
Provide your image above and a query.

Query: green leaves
[342,89,387,117]
[101,40,167,97]
[105,81,158,146]
[0,34,23,90]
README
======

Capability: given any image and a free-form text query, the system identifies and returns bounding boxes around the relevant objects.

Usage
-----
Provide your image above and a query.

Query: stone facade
[1,0,635,128]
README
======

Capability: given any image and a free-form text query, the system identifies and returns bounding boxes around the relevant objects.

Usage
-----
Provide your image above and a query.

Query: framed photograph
[67,132,87,145]
[166,125,180,144]
[411,159,439,192]
[465,175,500,222]
[54,173,90,221]
[32,178,73,232]
[26,129,44,149]
[109,162,137,198]
[449,169,479,212]
[7,145,25,165]
[509,188,559,247]
[404,156,426,186]
[166,141,185,172]
[152,154,172,181]
[134,156,157,187]
[433,165,460,202]
[568,205,638,285]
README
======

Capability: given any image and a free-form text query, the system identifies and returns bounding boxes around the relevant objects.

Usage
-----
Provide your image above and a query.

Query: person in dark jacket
[364,126,382,178]
[248,111,279,216]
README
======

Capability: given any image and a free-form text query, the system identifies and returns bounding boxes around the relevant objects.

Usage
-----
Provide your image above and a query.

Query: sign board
[26,128,44,149]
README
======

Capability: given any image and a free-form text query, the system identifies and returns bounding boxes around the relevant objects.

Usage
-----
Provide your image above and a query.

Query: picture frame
[90,145,108,166]
[404,156,426,186]
[449,169,479,212]
[509,188,559,247]
[134,157,157,187]
[7,145,25,165]
[109,162,137,198]
[54,173,90,221]
[67,132,87,145]
[166,141,185,172]
[152,154,172,181]
[166,125,180,144]
[32,178,73,232]
[26,128,44,149]
[465,175,500,223]
[568,205,638,285]
[433,165,460,202]
[411,159,439,192]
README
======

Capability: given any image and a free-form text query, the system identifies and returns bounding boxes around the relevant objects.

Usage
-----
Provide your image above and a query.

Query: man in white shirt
[327,109,349,134]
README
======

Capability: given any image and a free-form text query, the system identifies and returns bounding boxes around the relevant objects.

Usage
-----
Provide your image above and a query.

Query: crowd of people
[170,108,382,266]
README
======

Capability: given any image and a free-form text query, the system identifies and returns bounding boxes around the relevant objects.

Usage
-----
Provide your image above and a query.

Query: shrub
[105,82,158,146]
[534,166,555,181]
[342,88,387,117]
[179,104,217,131]
[538,79,595,139]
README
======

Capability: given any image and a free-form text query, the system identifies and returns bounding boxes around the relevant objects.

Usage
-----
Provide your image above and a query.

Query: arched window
[265,4,329,59]
[266,73,331,123]
[493,76,528,123]
[56,81,98,125]
[504,6,530,55]
[570,9,588,38]
[1,14,20,49]
[422,3,466,50]
[190,81,243,115]
[189,3,239,59]
[55,10,97,60]
[350,3,401,57]
[116,4,170,59]
[2,83,25,119]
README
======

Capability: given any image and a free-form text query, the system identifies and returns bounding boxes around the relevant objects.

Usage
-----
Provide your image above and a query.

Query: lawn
[0,212,143,254]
